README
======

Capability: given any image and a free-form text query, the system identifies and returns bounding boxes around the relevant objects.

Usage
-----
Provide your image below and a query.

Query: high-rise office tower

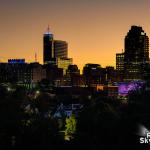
[124,25,149,81]
[43,27,72,74]
[54,40,68,58]
[43,26,54,64]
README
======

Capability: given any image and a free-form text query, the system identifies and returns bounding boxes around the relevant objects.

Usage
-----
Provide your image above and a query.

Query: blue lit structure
[8,59,25,64]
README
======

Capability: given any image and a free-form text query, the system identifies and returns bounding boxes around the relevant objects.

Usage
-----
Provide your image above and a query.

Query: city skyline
[1,0,150,70]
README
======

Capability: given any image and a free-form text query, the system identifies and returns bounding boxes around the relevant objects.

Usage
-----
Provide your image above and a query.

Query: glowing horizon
[0,0,150,71]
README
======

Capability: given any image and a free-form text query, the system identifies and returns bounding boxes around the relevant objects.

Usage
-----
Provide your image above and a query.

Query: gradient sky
[0,0,150,70]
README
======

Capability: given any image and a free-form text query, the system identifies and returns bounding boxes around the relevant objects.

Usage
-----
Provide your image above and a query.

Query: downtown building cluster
[0,25,150,98]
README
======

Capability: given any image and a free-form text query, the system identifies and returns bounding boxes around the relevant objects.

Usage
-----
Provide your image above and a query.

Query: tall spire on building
[44,25,53,35]
[47,25,50,33]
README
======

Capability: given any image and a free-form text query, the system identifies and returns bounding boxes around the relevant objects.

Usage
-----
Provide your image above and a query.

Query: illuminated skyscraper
[43,27,72,74]
[43,27,68,64]
[43,26,54,64]
[124,25,149,81]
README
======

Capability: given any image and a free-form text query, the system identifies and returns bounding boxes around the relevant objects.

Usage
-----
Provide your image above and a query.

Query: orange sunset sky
[0,0,150,70]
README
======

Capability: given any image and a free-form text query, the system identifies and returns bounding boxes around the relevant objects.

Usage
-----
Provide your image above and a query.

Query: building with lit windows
[57,58,73,75]
[116,52,124,81]
[43,27,72,75]
[116,53,124,71]
[0,62,46,89]
[124,25,149,81]
[43,27,68,64]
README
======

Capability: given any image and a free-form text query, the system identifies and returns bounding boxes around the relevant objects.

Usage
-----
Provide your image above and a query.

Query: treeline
[0,83,150,149]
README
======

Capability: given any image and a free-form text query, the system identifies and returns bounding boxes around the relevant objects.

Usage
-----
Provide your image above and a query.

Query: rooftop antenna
[47,25,50,33]
[35,52,37,62]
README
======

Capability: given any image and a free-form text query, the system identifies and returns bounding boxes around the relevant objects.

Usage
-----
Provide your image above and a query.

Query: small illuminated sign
[8,59,25,64]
